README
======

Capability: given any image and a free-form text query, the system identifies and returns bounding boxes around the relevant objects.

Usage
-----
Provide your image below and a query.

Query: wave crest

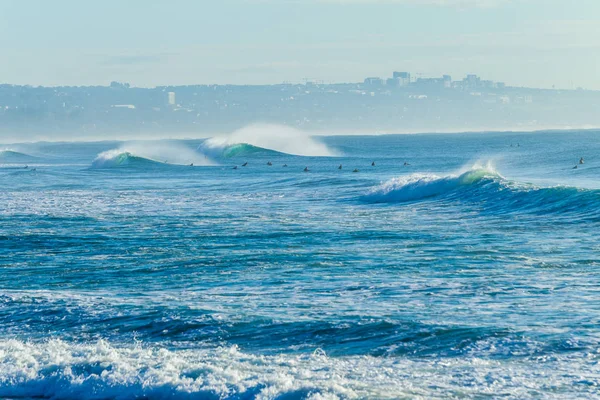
[202,124,338,157]
[91,150,164,168]
[363,168,500,203]
[91,143,214,169]
[0,149,39,163]
[363,167,600,219]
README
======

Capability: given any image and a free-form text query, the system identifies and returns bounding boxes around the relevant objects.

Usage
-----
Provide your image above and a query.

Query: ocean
[1,129,600,399]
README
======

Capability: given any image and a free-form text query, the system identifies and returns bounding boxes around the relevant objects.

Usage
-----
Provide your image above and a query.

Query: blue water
[1,130,600,399]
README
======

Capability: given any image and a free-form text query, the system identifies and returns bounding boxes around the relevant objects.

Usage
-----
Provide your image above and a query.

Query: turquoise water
[1,130,600,399]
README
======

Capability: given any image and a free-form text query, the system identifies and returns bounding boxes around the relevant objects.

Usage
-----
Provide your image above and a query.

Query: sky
[0,0,598,89]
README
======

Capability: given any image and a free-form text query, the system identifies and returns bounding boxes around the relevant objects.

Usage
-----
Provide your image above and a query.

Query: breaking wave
[91,143,214,169]
[201,124,337,157]
[363,167,600,218]
[91,150,169,169]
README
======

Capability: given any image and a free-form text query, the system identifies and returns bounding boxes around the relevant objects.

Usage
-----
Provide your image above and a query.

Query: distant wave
[199,142,280,159]
[91,150,169,169]
[91,143,214,169]
[202,124,338,157]
[0,149,39,163]
[363,167,600,218]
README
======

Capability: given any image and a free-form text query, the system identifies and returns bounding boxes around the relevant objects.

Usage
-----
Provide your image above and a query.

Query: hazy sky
[0,0,598,89]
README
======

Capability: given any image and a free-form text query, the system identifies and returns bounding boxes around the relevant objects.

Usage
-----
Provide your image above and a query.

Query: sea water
[1,129,600,399]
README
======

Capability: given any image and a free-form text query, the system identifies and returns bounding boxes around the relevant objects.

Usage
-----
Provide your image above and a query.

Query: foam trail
[92,142,214,168]
[0,339,594,399]
[202,124,337,157]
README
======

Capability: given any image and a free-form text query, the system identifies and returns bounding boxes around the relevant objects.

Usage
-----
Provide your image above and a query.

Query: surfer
[580,157,585,164]
[267,161,272,166]
[233,165,238,169]
[404,162,410,166]
[242,162,248,167]
[371,161,375,166]
[573,165,578,169]
[353,168,359,173]
[189,163,193,167]
[283,164,288,167]
[304,167,309,172]
[338,164,342,170]
[24,165,28,169]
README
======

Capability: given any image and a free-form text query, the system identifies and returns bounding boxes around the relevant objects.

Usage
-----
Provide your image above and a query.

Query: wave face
[91,150,166,168]
[208,142,278,158]
[363,167,600,218]
[0,149,38,163]
[91,143,214,169]
[363,168,498,203]
[201,124,337,157]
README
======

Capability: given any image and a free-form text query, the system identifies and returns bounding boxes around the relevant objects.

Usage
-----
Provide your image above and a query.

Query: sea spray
[92,142,215,168]
[201,124,338,157]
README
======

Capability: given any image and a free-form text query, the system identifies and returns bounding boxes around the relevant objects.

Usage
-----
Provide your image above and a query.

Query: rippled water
[1,130,600,399]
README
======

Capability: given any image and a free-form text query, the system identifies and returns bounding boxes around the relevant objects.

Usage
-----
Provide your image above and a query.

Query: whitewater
[1,129,600,399]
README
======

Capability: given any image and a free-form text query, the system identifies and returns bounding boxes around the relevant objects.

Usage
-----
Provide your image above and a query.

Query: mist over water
[1,129,600,399]
[202,124,338,157]
[92,141,215,168]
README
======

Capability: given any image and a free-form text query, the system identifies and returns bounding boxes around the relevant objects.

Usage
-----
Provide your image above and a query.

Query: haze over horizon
[1,0,599,90]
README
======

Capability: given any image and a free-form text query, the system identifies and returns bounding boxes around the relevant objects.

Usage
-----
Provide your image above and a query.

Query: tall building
[464,74,481,88]
[393,71,411,86]
[443,75,452,88]
[168,92,176,106]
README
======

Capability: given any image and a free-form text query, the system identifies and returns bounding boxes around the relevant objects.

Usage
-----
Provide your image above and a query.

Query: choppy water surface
[1,130,600,399]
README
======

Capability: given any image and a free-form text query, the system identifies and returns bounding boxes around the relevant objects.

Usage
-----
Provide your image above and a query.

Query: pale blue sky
[0,0,598,88]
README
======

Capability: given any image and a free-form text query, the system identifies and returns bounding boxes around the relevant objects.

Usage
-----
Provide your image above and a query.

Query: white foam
[0,339,596,399]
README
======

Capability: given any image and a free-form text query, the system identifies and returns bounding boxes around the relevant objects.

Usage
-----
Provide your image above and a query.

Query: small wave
[202,124,338,157]
[0,149,39,163]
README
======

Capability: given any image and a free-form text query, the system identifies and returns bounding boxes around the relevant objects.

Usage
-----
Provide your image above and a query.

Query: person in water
[580,157,585,164]
[304,167,309,172]
[573,165,578,169]
[267,161,272,166]
[338,164,342,170]
[242,162,248,167]
[371,161,375,166]
[403,162,410,166]
[233,165,238,169]
[189,163,193,167]
[353,168,359,173]
[283,164,288,167]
